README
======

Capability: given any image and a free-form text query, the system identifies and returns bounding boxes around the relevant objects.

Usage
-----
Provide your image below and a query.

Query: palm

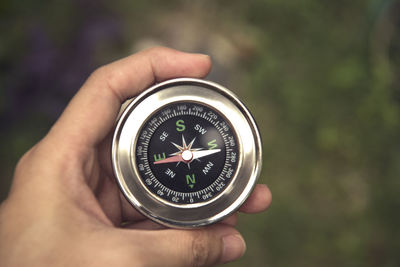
[82,144,146,227]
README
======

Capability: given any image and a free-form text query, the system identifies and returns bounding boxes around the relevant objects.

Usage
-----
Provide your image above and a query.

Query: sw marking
[194,124,207,135]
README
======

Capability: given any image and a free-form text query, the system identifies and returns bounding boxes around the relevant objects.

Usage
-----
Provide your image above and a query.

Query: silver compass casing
[112,78,262,228]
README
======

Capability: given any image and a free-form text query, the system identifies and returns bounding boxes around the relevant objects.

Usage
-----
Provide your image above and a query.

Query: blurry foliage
[1,0,400,266]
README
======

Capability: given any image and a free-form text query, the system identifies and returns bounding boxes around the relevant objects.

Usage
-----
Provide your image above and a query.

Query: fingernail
[196,53,211,59]
[221,234,247,263]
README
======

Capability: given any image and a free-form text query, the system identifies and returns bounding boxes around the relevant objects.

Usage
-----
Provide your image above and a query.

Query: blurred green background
[1,0,400,266]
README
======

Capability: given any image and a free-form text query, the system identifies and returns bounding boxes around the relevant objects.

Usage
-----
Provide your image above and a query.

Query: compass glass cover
[135,102,239,205]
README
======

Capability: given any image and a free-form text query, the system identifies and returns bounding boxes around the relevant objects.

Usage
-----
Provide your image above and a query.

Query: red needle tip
[153,155,183,164]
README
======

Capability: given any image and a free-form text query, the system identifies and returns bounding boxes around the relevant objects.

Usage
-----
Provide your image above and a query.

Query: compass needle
[112,78,261,228]
[188,137,196,149]
[181,135,187,148]
[153,155,183,164]
[171,141,183,151]
[192,149,221,160]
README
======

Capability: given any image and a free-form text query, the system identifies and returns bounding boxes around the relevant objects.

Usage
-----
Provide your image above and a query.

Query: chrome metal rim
[112,78,262,228]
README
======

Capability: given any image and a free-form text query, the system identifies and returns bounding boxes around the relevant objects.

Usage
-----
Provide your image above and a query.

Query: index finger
[48,47,211,149]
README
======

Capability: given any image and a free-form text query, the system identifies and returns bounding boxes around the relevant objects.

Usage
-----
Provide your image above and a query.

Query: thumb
[48,47,211,149]
[126,225,246,267]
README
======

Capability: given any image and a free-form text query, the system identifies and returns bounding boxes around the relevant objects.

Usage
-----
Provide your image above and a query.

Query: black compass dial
[135,102,239,204]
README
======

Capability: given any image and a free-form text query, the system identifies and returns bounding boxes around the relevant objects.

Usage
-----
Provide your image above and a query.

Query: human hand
[0,47,272,267]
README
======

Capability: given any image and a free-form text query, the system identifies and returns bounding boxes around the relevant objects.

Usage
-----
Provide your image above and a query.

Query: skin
[0,47,272,267]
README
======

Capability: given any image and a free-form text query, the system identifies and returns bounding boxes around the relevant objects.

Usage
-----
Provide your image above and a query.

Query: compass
[112,78,262,228]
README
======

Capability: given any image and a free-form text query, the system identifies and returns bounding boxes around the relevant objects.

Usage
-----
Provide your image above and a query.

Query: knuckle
[188,230,211,267]
[142,46,176,64]
[91,66,125,101]
[90,65,107,81]
[144,46,169,55]
[14,147,34,175]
